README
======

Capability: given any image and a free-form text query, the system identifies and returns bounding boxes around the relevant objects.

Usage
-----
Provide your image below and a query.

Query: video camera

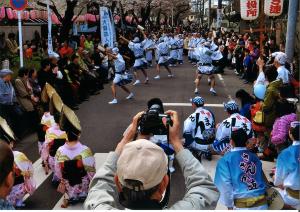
[138,104,173,135]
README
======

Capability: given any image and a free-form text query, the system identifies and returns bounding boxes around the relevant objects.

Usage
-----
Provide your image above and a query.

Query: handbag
[253,110,264,124]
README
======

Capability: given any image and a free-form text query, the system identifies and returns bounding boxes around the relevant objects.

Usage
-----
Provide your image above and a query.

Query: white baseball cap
[117,139,168,190]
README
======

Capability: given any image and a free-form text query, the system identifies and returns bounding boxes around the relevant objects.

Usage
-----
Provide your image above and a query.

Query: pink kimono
[7,151,36,207]
[55,142,95,201]
[41,123,67,177]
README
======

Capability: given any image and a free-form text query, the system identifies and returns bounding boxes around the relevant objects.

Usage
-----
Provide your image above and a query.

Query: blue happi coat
[214,147,267,209]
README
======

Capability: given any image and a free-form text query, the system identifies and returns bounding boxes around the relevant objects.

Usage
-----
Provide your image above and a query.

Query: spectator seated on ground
[0,142,15,210]
[84,111,219,210]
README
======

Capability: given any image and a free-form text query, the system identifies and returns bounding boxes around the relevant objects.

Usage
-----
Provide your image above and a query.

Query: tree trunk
[59,0,78,43]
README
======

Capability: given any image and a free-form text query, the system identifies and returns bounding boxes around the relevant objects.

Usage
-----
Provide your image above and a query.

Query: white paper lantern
[240,0,259,20]
[264,0,284,16]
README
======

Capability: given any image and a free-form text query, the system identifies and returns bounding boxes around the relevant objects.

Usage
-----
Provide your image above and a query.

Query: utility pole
[208,0,211,29]
[285,0,299,63]
[216,0,222,29]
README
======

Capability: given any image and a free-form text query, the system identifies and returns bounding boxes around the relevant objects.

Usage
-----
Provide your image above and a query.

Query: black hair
[0,142,14,186]
[290,125,300,140]
[235,89,255,107]
[18,67,29,77]
[231,128,248,147]
[8,33,15,39]
[227,108,239,115]
[147,98,164,113]
[275,99,296,117]
[264,65,278,82]
[41,59,51,70]
[28,68,36,78]
[66,131,79,142]
[121,179,160,202]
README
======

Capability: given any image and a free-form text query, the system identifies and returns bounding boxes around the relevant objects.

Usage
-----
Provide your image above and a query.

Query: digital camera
[138,104,172,135]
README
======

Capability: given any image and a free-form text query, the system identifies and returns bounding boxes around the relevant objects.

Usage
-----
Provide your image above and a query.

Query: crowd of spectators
[0,32,120,139]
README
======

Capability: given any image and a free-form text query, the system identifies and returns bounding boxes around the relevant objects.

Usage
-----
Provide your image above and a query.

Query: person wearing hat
[106,47,134,105]
[272,52,290,84]
[194,39,217,96]
[0,68,21,137]
[120,29,149,86]
[183,96,215,161]
[84,110,219,210]
[55,105,95,207]
[0,116,36,208]
[41,93,67,181]
[214,128,267,210]
[38,83,56,155]
[211,100,253,155]
[154,36,174,80]
[274,121,300,209]
[0,141,15,210]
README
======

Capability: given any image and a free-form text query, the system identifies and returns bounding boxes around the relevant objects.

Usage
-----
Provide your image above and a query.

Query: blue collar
[231,147,247,152]
[293,141,300,146]
[0,198,14,210]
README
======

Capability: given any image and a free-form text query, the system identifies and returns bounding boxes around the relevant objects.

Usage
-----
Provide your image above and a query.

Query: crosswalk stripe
[24,158,53,201]
[163,103,223,107]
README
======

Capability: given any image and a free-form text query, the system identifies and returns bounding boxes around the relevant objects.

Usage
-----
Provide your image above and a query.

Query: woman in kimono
[0,116,36,208]
[55,105,95,208]
[38,83,56,155]
[41,92,67,182]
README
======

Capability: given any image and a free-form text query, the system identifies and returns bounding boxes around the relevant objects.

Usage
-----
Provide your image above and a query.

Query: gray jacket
[84,149,220,210]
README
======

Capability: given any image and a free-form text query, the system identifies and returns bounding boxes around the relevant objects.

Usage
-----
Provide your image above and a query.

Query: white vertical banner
[47,0,53,55]
[100,6,114,48]
[109,9,116,44]
[17,11,23,67]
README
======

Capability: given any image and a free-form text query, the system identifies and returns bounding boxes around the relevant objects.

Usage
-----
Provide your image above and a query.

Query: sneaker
[126,93,134,100]
[169,166,175,173]
[154,75,160,79]
[194,88,199,94]
[108,99,118,104]
[144,78,149,84]
[210,88,217,96]
[168,74,174,78]
[133,80,141,86]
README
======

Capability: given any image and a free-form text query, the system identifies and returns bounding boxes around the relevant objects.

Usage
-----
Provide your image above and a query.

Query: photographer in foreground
[84,110,219,210]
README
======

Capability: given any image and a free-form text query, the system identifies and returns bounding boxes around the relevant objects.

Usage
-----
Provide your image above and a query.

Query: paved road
[15,58,271,210]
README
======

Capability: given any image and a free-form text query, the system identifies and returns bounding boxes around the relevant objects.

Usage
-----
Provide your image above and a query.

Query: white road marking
[164,103,223,107]
[24,158,52,201]
[217,74,232,100]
